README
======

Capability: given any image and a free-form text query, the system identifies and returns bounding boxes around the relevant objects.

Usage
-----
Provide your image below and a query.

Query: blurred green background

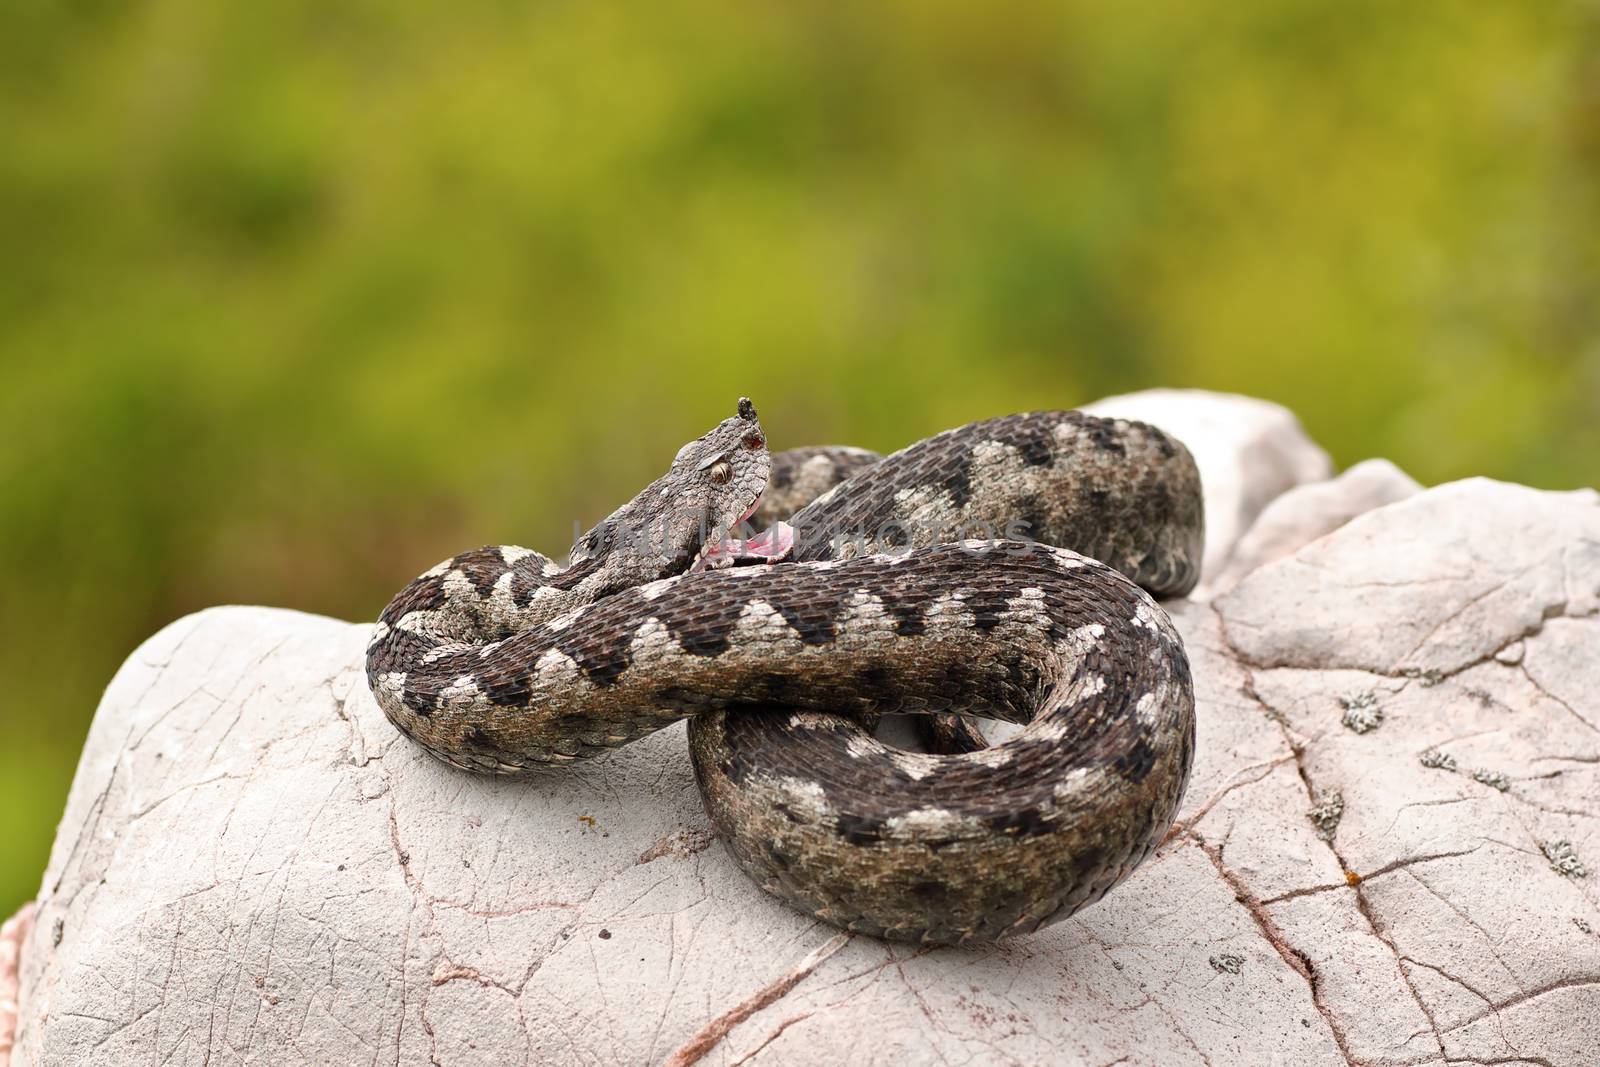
[2,1,1597,914]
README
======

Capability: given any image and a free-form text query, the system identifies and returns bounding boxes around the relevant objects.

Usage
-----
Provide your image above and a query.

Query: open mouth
[689,491,761,571]
[691,495,797,573]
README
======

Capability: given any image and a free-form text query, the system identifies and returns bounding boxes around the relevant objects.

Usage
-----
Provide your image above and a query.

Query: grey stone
[1209,458,1423,594]
[1214,478,1600,677]
[7,438,1600,1066]
[0,906,27,1065]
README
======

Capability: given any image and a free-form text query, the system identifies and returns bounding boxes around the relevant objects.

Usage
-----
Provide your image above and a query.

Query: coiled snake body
[368,399,1202,944]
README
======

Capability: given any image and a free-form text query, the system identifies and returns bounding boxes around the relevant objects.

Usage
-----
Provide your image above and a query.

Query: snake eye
[708,458,734,485]
[742,432,764,451]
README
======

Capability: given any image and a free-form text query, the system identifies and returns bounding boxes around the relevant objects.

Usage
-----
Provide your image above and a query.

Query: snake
[366,398,1203,944]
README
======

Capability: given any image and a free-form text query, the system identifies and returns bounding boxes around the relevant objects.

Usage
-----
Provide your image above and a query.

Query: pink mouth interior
[691,510,796,574]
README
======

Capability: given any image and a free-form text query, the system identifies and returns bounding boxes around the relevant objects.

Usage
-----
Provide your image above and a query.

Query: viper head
[667,396,770,541]
[568,397,771,582]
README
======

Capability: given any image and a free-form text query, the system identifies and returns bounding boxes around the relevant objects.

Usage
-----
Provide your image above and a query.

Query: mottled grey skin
[368,401,1204,943]
[688,542,1194,943]
[782,412,1203,596]
[759,411,1204,767]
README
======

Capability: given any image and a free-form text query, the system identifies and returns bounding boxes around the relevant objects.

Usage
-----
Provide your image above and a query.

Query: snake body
[367,399,1202,943]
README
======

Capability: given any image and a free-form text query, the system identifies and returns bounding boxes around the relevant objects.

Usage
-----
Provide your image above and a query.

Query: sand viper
[367,398,1202,943]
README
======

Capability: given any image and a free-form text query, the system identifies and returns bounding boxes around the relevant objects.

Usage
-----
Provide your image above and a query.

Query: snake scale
[367,399,1203,944]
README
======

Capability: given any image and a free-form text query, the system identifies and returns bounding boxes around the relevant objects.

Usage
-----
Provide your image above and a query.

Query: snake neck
[564,484,711,597]
[371,401,772,668]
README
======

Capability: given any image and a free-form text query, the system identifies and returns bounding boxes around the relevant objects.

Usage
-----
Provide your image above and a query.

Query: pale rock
[1209,458,1422,594]
[7,424,1600,1066]
[1214,478,1600,676]
[0,906,28,1064]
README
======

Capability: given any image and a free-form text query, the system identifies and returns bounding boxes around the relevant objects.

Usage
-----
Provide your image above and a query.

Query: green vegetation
[1,1,1596,913]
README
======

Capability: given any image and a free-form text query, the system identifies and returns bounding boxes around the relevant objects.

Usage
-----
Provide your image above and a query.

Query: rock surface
[1208,458,1422,595]
[0,906,28,1064]
[10,402,1600,1066]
